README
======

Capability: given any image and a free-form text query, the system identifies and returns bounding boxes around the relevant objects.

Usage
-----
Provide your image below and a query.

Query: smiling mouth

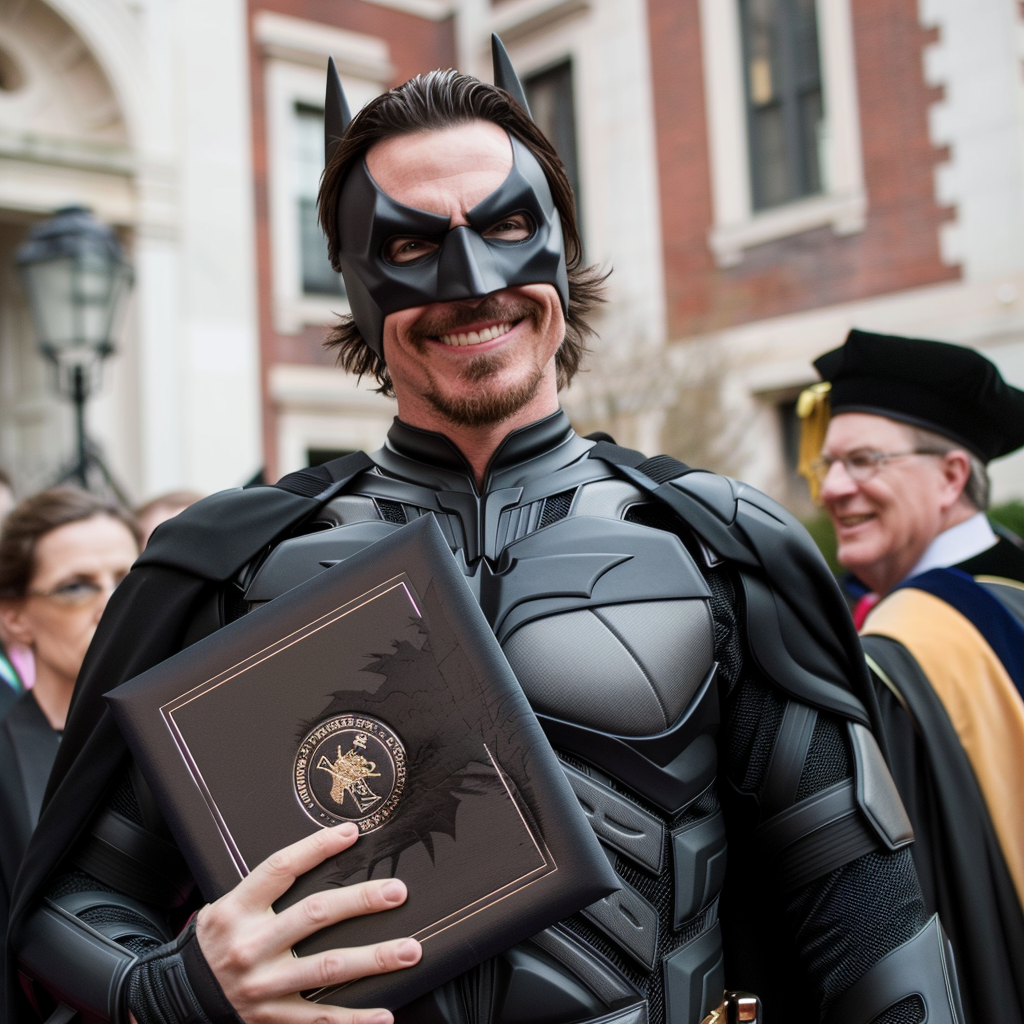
[438,321,516,347]
[838,514,875,528]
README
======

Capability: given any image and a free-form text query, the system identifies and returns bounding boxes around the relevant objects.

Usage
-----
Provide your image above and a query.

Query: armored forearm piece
[824,915,964,1024]
[18,889,237,1024]
[18,889,171,1024]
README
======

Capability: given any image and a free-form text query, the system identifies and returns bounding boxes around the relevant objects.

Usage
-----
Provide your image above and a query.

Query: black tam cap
[813,329,1024,462]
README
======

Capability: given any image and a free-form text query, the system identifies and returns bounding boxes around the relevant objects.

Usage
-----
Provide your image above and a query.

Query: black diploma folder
[106,515,618,1009]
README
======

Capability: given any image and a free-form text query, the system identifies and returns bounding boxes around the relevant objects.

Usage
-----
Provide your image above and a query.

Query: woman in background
[0,488,139,957]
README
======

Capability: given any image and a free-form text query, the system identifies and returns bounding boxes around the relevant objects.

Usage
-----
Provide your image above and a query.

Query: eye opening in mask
[479,210,535,244]
[383,234,443,266]
[382,211,536,267]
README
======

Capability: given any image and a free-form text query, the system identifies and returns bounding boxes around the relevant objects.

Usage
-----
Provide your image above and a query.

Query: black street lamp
[15,205,133,496]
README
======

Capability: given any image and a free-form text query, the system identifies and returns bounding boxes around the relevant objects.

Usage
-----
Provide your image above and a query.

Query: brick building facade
[245,0,1024,512]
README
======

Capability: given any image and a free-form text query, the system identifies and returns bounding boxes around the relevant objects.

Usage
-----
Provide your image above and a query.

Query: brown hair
[134,490,203,522]
[318,69,608,396]
[0,488,141,599]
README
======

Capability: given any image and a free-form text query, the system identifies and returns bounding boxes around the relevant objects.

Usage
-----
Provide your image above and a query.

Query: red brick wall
[247,0,455,478]
[647,0,959,342]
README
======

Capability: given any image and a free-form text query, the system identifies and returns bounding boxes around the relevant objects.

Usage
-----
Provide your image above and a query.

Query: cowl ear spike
[491,34,532,119]
[325,56,352,166]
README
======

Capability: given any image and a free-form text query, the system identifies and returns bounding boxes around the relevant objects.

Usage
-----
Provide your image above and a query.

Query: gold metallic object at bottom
[701,991,761,1024]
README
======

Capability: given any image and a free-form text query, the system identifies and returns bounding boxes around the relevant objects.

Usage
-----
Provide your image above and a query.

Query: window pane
[800,91,823,195]
[792,0,821,89]
[751,105,791,208]
[744,0,779,107]
[294,103,345,297]
[524,61,582,239]
[740,0,824,210]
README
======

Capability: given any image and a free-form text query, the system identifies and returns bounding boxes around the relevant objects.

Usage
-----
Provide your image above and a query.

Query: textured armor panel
[502,600,713,735]
[528,926,639,1006]
[671,809,727,926]
[561,764,665,873]
[502,608,668,731]
[243,520,400,603]
[594,601,714,724]
[662,922,725,1024]
[571,479,648,520]
[314,493,383,527]
[583,881,661,969]
[848,723,914,850]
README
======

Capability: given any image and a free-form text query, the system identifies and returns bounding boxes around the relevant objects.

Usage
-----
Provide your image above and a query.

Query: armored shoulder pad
[660,472,871,723]
[587,443,871,723]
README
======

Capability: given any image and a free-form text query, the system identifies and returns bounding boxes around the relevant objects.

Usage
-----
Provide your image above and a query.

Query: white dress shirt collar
[905,511,997,582]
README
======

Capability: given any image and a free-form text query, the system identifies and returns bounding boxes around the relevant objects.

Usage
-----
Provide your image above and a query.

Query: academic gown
[0,691,61,1008]
[862,533,1024,1024]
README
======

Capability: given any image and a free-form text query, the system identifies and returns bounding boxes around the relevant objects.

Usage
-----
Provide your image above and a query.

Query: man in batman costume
[7,42,965,1024]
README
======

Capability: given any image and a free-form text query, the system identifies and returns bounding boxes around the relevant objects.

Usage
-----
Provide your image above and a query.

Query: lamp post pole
[71,364,88,489]
[15,206,133,497]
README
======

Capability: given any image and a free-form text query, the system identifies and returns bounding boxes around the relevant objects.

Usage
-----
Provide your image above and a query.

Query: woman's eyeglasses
[26,579,118,607]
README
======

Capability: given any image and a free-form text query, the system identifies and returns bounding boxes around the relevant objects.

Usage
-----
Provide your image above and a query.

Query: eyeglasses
[26,579,116,607]
[809,449,945,485]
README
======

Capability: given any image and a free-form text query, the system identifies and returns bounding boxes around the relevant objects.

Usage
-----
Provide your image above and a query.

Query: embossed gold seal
[294,714,406,832]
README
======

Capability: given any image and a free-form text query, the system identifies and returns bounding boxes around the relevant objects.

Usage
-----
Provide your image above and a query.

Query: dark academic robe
[0,691,61,1008]
[863,533,1024,1024]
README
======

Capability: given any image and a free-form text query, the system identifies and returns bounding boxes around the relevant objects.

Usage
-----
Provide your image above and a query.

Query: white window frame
[256,12,392,334]
[699,0,866,267]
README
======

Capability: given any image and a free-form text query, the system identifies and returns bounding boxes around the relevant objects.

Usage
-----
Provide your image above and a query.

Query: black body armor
[14,412,963,1024]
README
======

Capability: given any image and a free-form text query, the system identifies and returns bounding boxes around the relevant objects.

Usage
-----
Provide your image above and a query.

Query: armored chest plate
[244,490,715,740]
[241,464,728,1024]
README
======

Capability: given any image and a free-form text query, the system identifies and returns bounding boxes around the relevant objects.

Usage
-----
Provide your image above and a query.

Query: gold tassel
[796,382,832,503]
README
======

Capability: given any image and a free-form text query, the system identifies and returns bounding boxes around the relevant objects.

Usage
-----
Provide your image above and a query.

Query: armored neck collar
[379,410,588,492]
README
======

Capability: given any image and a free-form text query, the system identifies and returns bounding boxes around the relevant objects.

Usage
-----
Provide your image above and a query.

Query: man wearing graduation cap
[8,57,966,1024]
[802,328,1024,1023]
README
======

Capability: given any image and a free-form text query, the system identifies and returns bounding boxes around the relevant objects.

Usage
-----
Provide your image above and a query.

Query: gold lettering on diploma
[317,737,382,813]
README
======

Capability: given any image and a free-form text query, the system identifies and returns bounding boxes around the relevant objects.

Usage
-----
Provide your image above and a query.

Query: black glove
[128,917,243,1024]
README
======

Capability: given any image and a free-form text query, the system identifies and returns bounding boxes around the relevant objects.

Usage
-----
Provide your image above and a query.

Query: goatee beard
[412,294,549,428]
[424,352,547,428]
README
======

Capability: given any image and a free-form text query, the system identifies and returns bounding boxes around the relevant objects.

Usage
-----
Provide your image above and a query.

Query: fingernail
[368,1012,393,1024]
[335,822,358,838]
[381,879,405,903]
[396,938,420,963]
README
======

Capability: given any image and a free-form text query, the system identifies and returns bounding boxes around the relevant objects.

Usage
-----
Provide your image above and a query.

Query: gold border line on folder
[160,577,420,880]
